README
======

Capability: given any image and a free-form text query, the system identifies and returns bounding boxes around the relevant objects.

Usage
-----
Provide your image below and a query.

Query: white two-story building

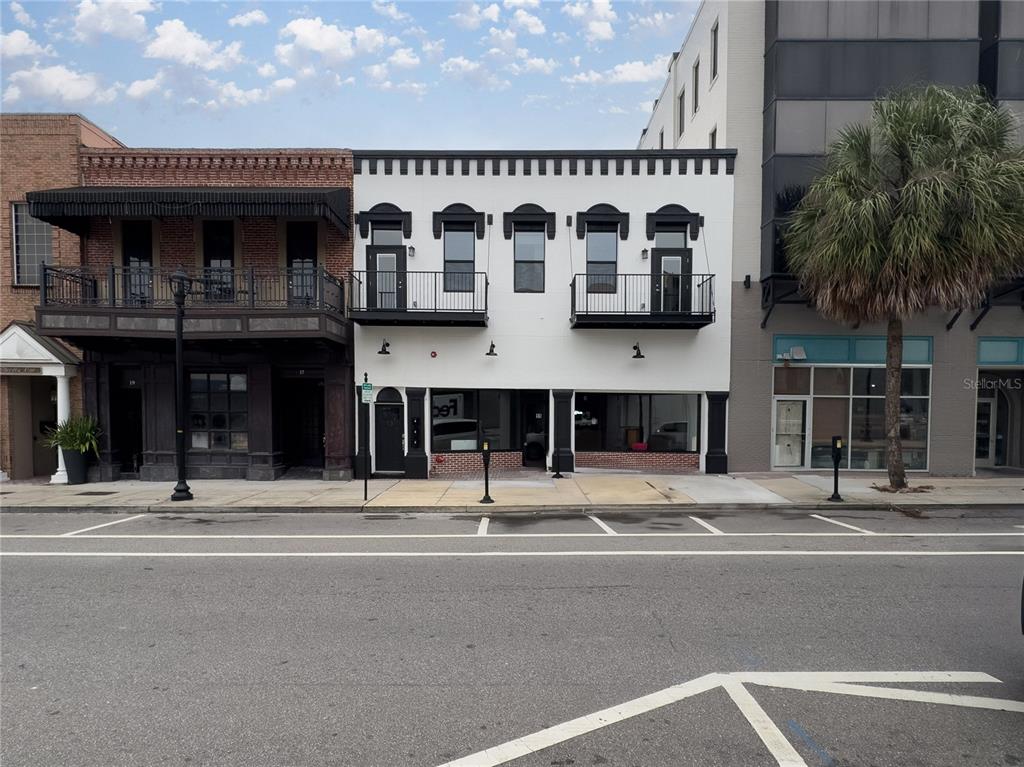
[351,150,736,478]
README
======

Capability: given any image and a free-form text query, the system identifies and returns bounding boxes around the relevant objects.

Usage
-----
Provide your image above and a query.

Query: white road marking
[58,514,147,537]
[477,517,489,536]
[437,671,1022,767]
[722,681,808,767]
[1,550,1021,558]
[688,515,725,535]
[2,532,1023,540]
[588,515,618,535]
[435,673,724,767]
[809,514,876,535]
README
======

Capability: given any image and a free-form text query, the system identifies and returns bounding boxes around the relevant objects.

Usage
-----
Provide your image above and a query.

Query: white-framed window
[11,202,53,286]
[677,88,685,137]
[771,365,931,470]
[692,58,700,114]
[710,19,719,82]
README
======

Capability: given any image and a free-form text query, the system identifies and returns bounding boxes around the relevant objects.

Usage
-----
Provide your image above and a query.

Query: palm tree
[785,86,1024,489]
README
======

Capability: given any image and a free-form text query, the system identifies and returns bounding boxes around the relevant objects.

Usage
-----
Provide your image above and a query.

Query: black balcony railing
[570,272,715,328]
[41,265,345,313]
[348,270,488,325]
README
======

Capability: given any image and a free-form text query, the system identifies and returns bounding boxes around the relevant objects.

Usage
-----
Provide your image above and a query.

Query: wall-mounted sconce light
[641,248,649,260]
[632,342,645,360]
[743,274,751,289]
[378,339,391,355]
[485,341,497,357]
[409,245,416,258]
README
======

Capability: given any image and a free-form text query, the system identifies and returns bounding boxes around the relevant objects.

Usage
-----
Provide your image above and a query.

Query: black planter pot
[62,449,88,485]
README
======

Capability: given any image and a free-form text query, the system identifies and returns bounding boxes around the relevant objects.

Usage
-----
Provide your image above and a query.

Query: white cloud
[570,55,581,67]
[484,26,518,54]
[371,0,410,22]
[0,30,55,59]
[552,31,570,44]
[510,8,545,34]
[73,0,155,42]
[271,77,296,92]
[561,0,617,43]
[145,20,245,71]
[374,80,428,98]
[354,25,388,54]
[561,55,668,84]
[126,71,163,99]
[421,38,445,59]
[628,10,679,33]
[504,0,539,7]
[207,79,266,108]
[450,3,501,30]
[275,18,392,68]
[388,47,420,68]
[522,57,558,74]
[10,1,35,28]
[364,63,389,82]
[257,62,277,77]
[3,63,118,104]
[229,10,269,27]
[440,55,509,90]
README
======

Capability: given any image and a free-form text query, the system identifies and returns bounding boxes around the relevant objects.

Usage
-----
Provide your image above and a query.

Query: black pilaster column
[324,361,354,480]
[705,391,729,474]
[354,392,370,479]
[552,389,575,472]
[405,387,428,478]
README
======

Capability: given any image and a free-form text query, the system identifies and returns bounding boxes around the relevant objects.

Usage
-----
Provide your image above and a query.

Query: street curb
[3,502,1023,515]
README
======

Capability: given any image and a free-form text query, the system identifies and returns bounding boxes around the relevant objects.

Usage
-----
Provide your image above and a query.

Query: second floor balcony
[37,265,347,344]
[570,273,716,329]
[349,270,489,326]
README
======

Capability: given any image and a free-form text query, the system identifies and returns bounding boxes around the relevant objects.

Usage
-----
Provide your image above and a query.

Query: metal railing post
[108,265,116,306]
[248,268,255,308]
[40,265,49,306]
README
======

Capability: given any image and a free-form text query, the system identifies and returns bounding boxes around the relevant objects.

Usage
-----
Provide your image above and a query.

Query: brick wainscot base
[430,451,525,476]
[575,452,700,473]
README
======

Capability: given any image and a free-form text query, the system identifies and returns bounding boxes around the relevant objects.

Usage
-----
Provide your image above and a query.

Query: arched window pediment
[575,203,629,240]
[502,203,556,240]
[357,202,412,239]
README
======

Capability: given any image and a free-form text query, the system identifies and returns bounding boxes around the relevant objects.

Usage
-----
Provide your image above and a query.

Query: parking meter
[829,435,843,502]
[480,440,494,504]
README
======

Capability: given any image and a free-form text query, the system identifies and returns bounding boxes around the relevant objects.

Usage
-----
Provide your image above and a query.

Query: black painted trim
[576,204,629,240]
[357,202,412,239]
[502,204,557,240]
[646,204,704,241]
[432,203,486,240]
[705,390,728,474]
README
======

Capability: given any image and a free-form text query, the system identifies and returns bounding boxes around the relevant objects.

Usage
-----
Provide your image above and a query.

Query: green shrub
[44,416,101,457]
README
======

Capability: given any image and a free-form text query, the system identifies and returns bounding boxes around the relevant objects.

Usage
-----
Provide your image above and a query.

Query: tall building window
[585,224,617,293]
[190,372,248,451]
[513,224,545,293]
[443,223,475,292]
[692,59,700,113]
[574,393,701,453]
[11,202,52,286]
[677,88,685,136]
[659,128,665,149]
[711,20,719,81]
[709,127,717,149]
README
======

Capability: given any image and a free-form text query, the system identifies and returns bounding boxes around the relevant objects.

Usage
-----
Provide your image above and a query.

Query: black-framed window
[574,393,701,453]
[122,220,154,304]
[11,202,52,286]
[189,372,248,451]
[513,223,544,293]
[654,227,687,249]
[692,59,700,113]
[709,127,717,149]
[431,389,518,452]
[586,223,618,294]
[202,220,235,300]
[711,20,719,80]
[371,222,403,246]
[443,223,475,292]
[659,128,664,149]
[677,88,685,136]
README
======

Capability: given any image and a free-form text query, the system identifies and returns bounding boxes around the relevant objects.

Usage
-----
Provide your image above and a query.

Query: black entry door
[202,220,235,302]
[280,377,324,467]
[651,248,692,314]
[520,391,548,466]
[121,220,153,305]
[374,402,405,473]
[111,369,144,474]
[366,246,407,310]
[287,221,318,306]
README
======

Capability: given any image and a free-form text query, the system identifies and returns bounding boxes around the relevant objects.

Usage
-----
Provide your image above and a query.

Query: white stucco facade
[351,152,735,476]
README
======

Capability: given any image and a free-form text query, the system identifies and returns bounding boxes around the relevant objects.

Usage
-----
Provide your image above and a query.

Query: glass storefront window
[574,393,700,452]
[774,367,810,395]
[190,372,248,451]
[813,367,849,395]
[810,397,848,468]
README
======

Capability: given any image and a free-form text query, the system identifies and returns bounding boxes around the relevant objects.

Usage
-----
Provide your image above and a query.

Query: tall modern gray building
[641,0,1024,475]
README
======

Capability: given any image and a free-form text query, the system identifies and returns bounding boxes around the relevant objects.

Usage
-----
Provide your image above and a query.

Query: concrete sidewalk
[2,471,1021,512]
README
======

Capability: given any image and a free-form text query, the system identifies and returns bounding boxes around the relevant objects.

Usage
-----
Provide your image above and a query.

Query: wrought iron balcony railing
[570,272,715,328]
[348,270,488,326]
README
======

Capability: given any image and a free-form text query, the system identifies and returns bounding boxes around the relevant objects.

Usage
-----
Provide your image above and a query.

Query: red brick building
[8,114,356,481]
[1,114,122,481]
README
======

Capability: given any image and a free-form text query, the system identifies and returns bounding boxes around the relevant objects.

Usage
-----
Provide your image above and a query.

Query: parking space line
[777,681,1024,714]
[477,517,489,536]
[2,531,1022,540]
[2,550,1021,558]
[689,515,724,535]
[723,681,808,766]
[809,514,876,535]
[588,515,618,535]
[58,514,148,537]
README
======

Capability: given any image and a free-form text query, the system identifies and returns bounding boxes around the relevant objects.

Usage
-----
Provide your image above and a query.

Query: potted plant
[44,416,100,485]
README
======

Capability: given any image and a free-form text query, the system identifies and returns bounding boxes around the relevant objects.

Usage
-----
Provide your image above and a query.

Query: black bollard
[552,439,563,479]
[480,440,494,504]
[828,435,844,502]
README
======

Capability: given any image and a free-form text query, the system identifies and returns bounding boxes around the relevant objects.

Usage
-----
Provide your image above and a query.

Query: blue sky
[0,0,698,148]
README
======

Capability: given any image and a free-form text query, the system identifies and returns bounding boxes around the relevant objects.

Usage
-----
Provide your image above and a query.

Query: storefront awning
[26,187,351,234]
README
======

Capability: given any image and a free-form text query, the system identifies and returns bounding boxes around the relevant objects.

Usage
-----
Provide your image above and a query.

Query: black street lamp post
[170,267,193,502]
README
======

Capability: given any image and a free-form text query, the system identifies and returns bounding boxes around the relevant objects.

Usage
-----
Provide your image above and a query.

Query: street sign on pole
[361,382,372,404]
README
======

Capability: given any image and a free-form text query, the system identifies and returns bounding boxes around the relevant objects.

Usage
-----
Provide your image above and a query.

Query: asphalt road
[2,507,1023,767]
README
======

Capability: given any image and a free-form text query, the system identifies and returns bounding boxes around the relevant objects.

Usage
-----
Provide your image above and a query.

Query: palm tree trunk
[885,317,907,489]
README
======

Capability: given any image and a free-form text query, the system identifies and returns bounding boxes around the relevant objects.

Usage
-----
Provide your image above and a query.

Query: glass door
[975,397,996,467]
[375,253,397,308]
[659,255,682,312]
[287,221,317,306]
[773,398,808,468]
